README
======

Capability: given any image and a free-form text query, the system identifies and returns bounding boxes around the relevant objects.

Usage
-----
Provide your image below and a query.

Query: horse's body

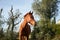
[19,11,36,40]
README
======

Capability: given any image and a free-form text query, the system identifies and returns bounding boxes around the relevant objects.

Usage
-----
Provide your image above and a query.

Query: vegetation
[0,0,60,40]
[0,6,22,40]
[30,0,60,40]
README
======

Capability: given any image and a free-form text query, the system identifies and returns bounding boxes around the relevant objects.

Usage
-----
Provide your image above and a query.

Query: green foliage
[32,0,58,20]
[0,31,18,40]
[30,0,60,40]
[30,26,40,40]
[30,21,57,40]
[55,24,60,34]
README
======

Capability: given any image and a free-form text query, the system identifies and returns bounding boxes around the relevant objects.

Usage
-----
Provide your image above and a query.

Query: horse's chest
[23,26,31,32]
[22,25,31,35]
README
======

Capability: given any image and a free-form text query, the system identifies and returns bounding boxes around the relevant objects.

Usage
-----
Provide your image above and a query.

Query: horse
[19,11,36,40]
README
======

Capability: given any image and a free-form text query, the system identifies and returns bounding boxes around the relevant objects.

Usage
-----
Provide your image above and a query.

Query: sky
[0,0,60,21]
[0,0,34,18]
[0,0,60,31]
[0,0,40,22]
[56,2,60,21]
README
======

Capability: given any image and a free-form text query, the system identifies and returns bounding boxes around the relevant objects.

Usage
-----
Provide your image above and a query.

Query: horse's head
[24,11,36,26]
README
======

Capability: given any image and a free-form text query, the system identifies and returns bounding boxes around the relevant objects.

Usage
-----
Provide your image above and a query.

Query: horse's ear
[29,11,31,13]
[29,11,33,14]
[31,12,33,14]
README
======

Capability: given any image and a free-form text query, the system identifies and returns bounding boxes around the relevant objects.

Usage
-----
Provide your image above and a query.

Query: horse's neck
[20,19,27,28]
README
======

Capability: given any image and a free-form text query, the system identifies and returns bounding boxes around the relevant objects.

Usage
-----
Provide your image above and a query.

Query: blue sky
[0,0,60,21]
[56,3,60,21]
[0,0,33,14]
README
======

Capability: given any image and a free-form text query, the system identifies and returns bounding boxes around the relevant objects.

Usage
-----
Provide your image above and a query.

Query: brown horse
[19,11,36,40]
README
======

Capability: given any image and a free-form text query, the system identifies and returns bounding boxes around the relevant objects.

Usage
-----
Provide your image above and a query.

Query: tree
[0,8,5,40]
[0,8,4,29]
[5,6,22,40]
[31,0,58,40]
[32,0,58,22]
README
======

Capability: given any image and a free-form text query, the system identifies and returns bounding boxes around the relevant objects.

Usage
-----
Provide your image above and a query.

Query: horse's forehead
[27,13,32,15]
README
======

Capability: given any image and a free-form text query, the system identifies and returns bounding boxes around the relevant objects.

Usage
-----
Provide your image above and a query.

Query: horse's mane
[24,12,33,17]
